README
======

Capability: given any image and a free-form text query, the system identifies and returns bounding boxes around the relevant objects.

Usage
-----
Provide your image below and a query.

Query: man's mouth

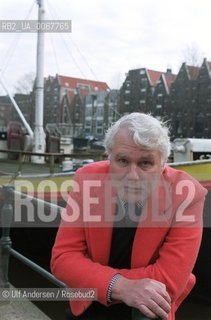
[123,186,143,192]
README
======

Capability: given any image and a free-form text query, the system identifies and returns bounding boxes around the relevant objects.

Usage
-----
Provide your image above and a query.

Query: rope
[46,0,98,80]
[0,1,36,74]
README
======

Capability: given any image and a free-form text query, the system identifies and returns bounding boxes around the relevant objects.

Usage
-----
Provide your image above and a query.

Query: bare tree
[14,72,35,94]
[181,43,204,66]
[110,71,125,90]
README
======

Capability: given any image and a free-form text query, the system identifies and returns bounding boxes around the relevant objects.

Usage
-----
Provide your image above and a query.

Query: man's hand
[111,277,171,320]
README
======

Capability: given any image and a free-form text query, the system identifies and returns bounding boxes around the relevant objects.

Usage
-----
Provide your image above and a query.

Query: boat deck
[0,159,61,176]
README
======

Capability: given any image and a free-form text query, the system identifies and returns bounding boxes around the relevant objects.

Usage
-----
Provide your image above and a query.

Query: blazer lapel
[131,183,173,267]
[85,178,117,265]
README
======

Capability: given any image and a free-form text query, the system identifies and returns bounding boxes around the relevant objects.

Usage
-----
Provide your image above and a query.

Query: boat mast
[31,0,46,163]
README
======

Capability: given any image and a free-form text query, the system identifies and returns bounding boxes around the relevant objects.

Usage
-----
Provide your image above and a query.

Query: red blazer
[51,160,207,320]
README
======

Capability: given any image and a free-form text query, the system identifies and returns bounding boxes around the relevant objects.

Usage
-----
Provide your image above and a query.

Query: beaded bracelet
[106,273,122,303]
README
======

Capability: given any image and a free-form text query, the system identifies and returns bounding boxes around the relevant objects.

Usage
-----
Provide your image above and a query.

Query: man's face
[109,130,164,203]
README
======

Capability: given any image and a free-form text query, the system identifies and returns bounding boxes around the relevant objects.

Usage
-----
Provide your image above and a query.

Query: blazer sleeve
[119,182,207,303]
[51,168,118,306]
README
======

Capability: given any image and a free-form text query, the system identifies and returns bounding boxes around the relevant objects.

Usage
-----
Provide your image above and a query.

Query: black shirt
[83,201,140,320]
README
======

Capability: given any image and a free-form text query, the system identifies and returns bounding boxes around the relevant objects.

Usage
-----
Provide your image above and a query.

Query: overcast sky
[0,0,211,95]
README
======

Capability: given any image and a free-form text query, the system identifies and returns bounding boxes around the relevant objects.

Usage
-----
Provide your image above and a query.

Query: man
[51,113,207,320]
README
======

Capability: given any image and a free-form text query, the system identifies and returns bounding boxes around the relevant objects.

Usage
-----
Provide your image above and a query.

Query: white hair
[104,113,171,165]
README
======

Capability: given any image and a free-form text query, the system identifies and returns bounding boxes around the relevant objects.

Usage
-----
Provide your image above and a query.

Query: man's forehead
[114,149,158,157]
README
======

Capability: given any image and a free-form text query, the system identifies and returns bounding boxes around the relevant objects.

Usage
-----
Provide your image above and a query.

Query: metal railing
[0,148,106,174]
[0,184,66,297]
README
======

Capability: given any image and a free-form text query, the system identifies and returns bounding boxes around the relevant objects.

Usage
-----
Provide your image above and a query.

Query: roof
[162,73,177,93]
[207,61,211,70]
[66,90,76,104]
[58,75,109,92]
[147,69,164,86]
[204,59,211,78]
[186,65,200,80]
[65,88,88,99]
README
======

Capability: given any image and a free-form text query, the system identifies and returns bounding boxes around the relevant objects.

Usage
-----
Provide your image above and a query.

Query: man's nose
[127,164,140,180]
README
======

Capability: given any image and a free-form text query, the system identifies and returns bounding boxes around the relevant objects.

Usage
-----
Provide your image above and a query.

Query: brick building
[0,96,12,128]
[103,89,120,131]
[119,61,211,139]
[12,93,33,126]
[169,63,200,139]
[42,74,109,137]
[195,58,211,138]
[119,68,173,115]
[153,69,176,119]
[6,59,211,142]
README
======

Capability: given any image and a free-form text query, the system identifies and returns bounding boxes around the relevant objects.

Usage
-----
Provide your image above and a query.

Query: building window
[140,90,146,98]
[125,101,130,105]
[97,107,103,117]
[141,78,147,87]
[96,128,103,134]
[85,108,92,117]
[97,120,103,127]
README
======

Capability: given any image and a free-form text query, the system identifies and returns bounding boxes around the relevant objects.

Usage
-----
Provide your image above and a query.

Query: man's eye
[117,158,128,166]
[139,160,154,168]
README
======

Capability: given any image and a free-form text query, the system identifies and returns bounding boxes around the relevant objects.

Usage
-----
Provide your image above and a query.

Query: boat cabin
[172,138,211,162]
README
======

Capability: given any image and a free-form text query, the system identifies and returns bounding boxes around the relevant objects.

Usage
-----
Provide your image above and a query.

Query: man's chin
[120,189,147,203]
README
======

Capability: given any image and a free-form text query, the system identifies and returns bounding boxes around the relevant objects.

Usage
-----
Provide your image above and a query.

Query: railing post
[49,154,55,174]
[0,185,14,289]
